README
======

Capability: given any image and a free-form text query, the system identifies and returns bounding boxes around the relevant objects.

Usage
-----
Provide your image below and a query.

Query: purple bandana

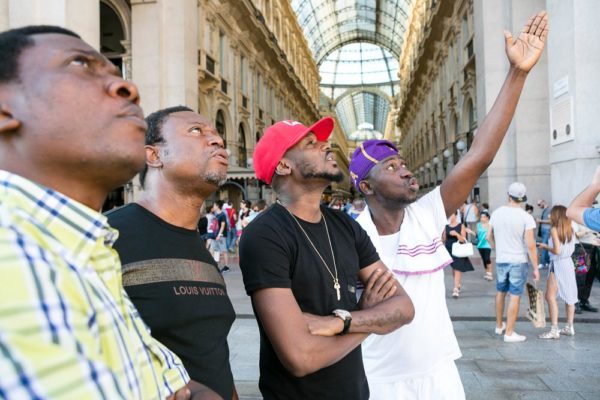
[349,139,399,190]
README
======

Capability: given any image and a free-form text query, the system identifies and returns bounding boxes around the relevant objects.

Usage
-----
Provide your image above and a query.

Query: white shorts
[368,360,465,400]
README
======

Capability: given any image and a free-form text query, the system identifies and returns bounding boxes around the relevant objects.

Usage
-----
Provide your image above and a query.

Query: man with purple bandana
[349,11,548,399]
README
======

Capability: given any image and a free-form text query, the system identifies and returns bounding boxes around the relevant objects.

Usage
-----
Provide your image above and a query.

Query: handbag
[469,233,479,246]
[451,241,474,258]
[572,243,590,275]
[526,282,546,328]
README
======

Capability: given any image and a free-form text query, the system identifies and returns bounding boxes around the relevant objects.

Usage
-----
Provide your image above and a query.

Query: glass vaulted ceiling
[292,0,413,140]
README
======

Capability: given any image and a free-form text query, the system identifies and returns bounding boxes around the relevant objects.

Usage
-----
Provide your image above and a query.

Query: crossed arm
[440,11,548,217]
[251,261,414,377]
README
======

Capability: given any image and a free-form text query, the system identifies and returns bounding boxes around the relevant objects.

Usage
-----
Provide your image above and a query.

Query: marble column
[3,0,99,48]
[131,0,198,113]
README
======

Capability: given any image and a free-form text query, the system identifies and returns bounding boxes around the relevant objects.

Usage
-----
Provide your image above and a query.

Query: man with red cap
[239,117,415,399]
[348,10,547,399]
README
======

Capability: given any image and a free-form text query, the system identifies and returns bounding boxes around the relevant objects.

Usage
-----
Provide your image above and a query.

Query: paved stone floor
[223,254,600,399]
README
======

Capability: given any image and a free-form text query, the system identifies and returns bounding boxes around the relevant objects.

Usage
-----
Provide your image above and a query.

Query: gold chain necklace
[278,202,341,301]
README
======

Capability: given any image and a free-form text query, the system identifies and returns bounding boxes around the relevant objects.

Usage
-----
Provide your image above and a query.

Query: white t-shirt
[356,187,461,381]
[489,205,536,264]
[465,203,478,223]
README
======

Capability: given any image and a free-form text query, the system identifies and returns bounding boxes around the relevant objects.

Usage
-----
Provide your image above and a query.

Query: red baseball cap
[253,117,335,184]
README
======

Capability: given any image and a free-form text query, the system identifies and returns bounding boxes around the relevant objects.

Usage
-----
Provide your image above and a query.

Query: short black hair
[0,25,80,84]
[139,105,193,187]
[214,200,224,210]
[255,199,267,211]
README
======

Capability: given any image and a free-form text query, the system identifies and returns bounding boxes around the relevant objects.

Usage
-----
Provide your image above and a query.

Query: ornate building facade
[1,0,350,208]
[395,0,600,209]
[3,0,599,209]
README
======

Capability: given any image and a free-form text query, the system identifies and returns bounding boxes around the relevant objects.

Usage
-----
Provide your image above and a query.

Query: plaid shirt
[0,171,189,399]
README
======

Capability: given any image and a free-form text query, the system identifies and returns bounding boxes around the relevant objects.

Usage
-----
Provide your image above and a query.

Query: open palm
[505,11,548,72]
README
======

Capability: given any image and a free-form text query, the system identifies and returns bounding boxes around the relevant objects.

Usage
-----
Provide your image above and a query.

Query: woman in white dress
[537,205,577,339]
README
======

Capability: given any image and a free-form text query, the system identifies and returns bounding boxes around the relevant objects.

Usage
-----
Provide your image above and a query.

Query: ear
[144,145,163,169]
[274,159,292,177]
[359,180,373,195]
[0,104,21,134]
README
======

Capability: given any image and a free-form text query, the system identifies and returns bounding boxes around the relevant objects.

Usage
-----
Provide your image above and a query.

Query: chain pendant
[334,279,341,301]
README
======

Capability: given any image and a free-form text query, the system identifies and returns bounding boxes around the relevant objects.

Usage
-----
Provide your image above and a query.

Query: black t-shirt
[239,203,379,400]
[197,216,208,236]
[107,204,236,400]
[216,211,228,235]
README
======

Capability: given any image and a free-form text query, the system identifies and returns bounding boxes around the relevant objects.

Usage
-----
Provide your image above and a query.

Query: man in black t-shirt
[240,117,415,400]
[107,106,236,400]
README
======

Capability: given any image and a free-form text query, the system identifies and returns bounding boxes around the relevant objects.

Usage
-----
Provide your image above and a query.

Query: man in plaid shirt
[0,26,219,399]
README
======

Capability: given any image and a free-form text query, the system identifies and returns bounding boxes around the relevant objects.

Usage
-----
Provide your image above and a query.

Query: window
[256,73,262,105]
[256,130,261,145]
[206,55,215,75]
[467,99,476,130]
[220,79,228,94]
[240,55,246,94]
[219,31,225,76]
[238,124,247,168]
[216,110,226,148]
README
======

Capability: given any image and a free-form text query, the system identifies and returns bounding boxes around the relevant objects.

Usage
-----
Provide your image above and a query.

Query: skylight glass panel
[292,0,414,139]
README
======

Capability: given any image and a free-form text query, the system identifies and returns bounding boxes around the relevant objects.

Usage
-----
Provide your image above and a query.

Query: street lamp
[443,148,454,174]
[455,139,466,151]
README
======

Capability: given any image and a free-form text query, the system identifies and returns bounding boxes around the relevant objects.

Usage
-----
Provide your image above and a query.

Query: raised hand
[504,10,548,72]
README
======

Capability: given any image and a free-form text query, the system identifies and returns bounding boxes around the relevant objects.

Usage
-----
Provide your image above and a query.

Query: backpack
[208,217,220,239]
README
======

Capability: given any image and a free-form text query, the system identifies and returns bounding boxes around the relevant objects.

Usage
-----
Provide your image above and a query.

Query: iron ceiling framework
[292,0,413,139]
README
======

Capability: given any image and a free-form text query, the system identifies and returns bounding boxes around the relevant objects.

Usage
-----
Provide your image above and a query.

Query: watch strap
[339,317,351,335]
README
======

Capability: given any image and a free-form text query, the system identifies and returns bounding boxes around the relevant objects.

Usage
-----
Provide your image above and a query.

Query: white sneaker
[504,332,527,343]
[494,322,506,335]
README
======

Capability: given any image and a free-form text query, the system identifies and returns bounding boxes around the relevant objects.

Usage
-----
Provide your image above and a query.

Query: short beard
[301,170,344,183]
[203,170,227,186]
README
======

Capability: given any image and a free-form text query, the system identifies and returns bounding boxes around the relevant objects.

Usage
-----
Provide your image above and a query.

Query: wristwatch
[332,309,352,335]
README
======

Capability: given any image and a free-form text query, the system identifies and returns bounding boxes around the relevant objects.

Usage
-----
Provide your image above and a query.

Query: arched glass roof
[335,91,389,140]
[291,0,414,140]
[291,0,413,64]
[319,42,399,100]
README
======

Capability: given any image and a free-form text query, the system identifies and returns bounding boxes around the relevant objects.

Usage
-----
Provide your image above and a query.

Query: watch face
[333,309,351,320]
